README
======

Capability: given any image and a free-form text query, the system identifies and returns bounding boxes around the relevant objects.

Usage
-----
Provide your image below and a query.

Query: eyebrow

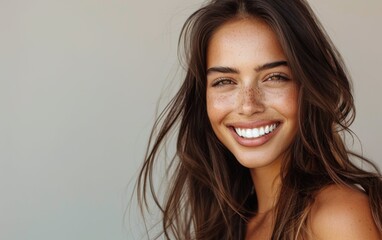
[255,60,288,72]
[206,60,288,75]
[206,66,239,75]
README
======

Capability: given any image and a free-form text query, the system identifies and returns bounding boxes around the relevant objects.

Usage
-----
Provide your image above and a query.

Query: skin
[206,17,382,239]
[206,17,298,214]
[309,185,382,240]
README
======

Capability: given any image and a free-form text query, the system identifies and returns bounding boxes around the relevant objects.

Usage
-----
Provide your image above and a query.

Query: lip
[228,121,281,147]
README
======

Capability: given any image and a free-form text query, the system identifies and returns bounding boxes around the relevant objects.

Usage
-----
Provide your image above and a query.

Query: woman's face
[206,17,299,170]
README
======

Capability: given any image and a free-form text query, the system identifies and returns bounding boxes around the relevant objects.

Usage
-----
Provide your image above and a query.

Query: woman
[137,0,382,239]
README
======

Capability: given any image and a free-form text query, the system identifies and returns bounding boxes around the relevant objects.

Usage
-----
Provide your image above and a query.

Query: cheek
[286,85,299,113]
[206,91,236,122]
[277,86,299,117]
[264,85,299,117]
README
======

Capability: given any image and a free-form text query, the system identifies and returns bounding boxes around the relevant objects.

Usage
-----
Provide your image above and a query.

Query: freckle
[215,93,235,105]
[254,87,261,95]
[217,95,226,102]
[242,87,259,104]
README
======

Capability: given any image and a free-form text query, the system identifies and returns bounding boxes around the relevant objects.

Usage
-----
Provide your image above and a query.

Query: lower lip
[229,124,281,147]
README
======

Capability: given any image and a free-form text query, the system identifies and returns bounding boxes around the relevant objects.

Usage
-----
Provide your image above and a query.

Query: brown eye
[264,73,290,82]
[212,78,235,87]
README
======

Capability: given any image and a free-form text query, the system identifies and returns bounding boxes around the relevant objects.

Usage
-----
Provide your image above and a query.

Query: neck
[250,163,282,213]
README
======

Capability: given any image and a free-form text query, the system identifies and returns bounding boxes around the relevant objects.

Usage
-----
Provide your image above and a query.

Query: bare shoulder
[309,184,381,240]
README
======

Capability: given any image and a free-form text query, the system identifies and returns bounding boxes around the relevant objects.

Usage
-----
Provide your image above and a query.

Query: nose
[238,86,265,116]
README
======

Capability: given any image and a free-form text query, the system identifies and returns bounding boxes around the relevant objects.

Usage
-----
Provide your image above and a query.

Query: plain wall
[0,0,380,239]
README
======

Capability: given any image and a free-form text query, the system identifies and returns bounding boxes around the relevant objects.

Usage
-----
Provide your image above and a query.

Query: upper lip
[227,120,281,129]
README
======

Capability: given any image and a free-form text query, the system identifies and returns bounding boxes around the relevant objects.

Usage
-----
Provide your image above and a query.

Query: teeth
[234,123,278,139]
[252,128,259,138]
[259,127,265,136]
[246,129,253,138]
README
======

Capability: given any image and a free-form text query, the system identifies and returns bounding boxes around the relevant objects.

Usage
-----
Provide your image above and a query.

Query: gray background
[0,0,381,239]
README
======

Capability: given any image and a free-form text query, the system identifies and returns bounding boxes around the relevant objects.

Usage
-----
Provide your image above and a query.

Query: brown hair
[137,0,382,239]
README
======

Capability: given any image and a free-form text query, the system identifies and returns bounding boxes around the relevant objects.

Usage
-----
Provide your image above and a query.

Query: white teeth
[259,127,265,136]
[237,128,243,136]
[252,128,259,138]
[265,125,270,134]
[234,123,278,139]
[246,129,253,138]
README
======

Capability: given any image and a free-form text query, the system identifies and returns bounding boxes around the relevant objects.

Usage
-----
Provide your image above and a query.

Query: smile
[234,123,279,139]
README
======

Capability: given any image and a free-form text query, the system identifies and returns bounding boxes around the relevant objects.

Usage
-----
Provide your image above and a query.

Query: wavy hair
[137,0,382,239]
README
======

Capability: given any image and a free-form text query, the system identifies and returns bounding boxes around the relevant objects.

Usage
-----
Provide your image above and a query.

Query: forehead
[207,17,286,67]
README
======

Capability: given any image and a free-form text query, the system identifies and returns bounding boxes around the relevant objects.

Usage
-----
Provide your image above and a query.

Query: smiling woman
[206,18,299,171]
[136,0,382,239]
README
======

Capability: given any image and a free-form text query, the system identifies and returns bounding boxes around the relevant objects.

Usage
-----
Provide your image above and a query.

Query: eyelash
[264,73,290,82]
[211,73,290,87]
[212,78,235,87]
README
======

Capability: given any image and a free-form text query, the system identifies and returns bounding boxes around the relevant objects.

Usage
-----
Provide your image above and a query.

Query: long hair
[137,0,382,239]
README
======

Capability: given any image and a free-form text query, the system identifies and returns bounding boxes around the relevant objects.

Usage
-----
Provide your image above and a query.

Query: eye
[212,78,236,87]
[264,73,290,82]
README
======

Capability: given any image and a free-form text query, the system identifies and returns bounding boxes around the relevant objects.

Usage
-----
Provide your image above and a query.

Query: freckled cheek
[206,92,236,120]
[265,87,299,116]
